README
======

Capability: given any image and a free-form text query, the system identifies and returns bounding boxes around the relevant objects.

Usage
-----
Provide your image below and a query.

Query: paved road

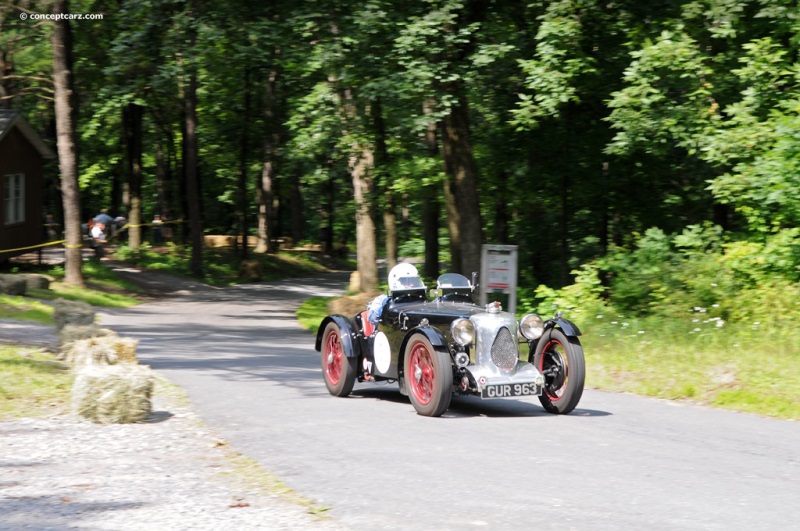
[98,272,800,531]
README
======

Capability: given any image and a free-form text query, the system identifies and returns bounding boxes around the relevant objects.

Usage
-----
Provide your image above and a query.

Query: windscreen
[437,273,471,289]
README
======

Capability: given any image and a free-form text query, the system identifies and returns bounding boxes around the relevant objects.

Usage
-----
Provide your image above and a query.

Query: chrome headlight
[451,318,475,346]
[519,314,544,340]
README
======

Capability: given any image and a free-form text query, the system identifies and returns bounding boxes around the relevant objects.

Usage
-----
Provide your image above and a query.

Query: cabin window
[3,173,25,225]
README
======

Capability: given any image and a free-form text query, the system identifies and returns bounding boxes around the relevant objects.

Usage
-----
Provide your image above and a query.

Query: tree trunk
[237,66,251,259]
[494,170,509,243]
[290,170,303,246]
[383,206,397,272]
[255,67,279,254]
[559,171,569,286]
[351,148,378,291]
[151,107,176,239]
[373,97,396,272]
[319,170,334,255]
[51,0,83,286]
[123,103,144,248]
[183,53,202,277]
[422,99,440,279]
[155,141,168,218]
[441,88,482,276]
[344,87,378,291]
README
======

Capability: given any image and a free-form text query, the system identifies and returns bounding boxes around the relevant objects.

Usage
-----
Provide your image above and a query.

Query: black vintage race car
[315,264,585,417]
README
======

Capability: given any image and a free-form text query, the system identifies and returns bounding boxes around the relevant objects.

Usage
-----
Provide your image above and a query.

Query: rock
[52,298,95,331]
[19,273,53,290]
[0,274,27,296]
[238,260,262,281]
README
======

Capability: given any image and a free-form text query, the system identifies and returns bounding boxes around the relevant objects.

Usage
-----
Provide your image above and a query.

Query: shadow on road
[350,386,612,418]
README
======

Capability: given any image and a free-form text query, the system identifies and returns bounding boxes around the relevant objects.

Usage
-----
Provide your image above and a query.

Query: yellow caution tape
[1,219,186,254]
[116,218,184,231]
[0,240,67,254]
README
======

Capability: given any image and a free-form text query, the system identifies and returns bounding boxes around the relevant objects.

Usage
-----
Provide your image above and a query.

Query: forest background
[2,1,799,415]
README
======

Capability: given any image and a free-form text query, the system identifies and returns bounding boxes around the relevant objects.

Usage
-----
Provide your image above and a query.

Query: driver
[388,263,425,292]
[366,264,425,328]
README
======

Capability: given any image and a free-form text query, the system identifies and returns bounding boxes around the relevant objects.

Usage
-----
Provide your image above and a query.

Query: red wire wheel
[404,335,452,417]
[321,321,356,397]
[534,328,585,414]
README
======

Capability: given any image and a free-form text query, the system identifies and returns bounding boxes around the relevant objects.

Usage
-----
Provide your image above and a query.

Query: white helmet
[388,263,425,292]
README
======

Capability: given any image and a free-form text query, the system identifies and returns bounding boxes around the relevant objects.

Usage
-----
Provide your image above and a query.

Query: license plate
[481,382,541,399]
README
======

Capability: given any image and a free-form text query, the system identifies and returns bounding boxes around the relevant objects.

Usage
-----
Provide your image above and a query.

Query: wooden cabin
[0,110,56,262]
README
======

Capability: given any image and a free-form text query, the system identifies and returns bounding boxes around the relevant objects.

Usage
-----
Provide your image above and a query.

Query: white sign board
[480,244,518,314]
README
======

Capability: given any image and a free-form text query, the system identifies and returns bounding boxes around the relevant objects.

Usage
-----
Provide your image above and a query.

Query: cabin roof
[0,109,56,159]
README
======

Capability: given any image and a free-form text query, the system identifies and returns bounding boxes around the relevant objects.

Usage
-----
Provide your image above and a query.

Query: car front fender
[315,315,359,358]
[397,325,450,378]
[547,316,582,337]
[526,317,582,363]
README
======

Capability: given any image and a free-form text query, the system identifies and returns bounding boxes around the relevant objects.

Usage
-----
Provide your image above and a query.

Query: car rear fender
[397,325,449,375]
[315,315,359,358]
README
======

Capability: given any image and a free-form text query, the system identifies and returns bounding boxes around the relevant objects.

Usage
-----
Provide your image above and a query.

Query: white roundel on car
[374,332,392,374]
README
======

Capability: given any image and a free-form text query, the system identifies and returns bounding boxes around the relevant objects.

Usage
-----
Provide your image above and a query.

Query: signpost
[479,244,518,314]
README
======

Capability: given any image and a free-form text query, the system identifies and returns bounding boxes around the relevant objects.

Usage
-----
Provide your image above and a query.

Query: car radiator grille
[491,327,518,370]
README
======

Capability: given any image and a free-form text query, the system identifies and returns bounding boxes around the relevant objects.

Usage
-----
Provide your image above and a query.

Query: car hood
[386,299,516,329]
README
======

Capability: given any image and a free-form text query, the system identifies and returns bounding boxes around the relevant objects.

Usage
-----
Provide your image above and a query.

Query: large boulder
[0,274,27,296]
[18,273,53,290]
[52,298,95,331]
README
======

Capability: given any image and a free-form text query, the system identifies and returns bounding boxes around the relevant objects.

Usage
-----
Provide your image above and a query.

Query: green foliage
[606,29,716,156]
[526,224,800,327]
[512,0,598,128]
[518,263,610,322]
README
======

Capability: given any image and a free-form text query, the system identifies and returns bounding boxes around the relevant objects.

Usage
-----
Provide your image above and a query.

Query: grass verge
[0,345,72,420]
[0,295,55,324]
[220,451,332,518]
[0,261,142,325]
[297,297,332,333]
[114,243,351,287]
[581,314,800,420]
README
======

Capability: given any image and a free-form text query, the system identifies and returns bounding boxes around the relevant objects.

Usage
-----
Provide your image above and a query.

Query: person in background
[44,213,60,241]
[151,214,163,244]
[90,221,107,258]
[111,215,127,240]
[94,209,114,226]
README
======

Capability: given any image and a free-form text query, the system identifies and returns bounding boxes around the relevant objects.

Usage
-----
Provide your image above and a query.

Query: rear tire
[321,322,356,397]
[533,328,585,414]
[404,335,452,417]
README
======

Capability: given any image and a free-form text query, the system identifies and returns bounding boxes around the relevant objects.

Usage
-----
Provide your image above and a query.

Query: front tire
[533,328,585,414]
[404,336,452,417]
[321,322,356,397]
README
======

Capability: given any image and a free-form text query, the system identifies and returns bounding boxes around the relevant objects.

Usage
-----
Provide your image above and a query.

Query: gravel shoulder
[1,374,346,530]
[0,265,349,530]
